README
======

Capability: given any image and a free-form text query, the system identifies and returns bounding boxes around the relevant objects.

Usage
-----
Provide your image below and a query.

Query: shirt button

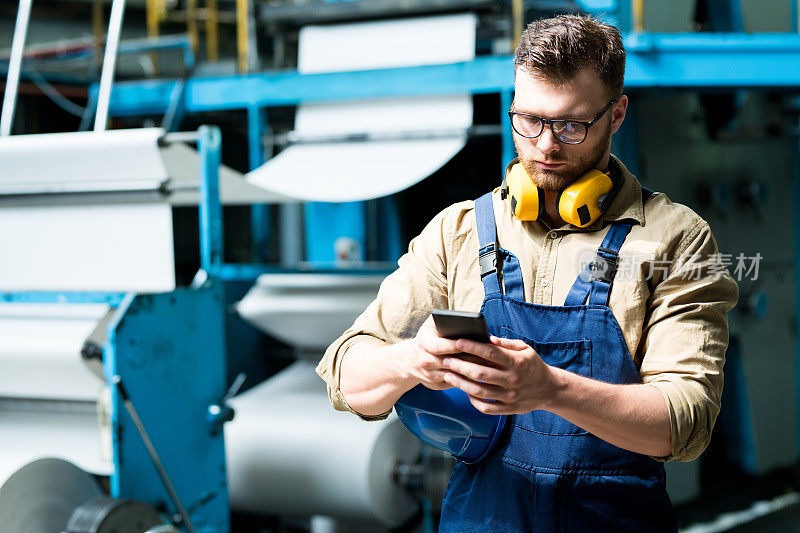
[540,279,549,287]
[549,231,559,239]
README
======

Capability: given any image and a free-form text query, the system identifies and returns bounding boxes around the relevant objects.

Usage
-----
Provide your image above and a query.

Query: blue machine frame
[106,287,229,533]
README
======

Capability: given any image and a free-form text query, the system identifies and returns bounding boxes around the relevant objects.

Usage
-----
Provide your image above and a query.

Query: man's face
[511,67,627,191]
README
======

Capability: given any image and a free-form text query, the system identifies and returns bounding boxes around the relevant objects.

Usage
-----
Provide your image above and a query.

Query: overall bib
[439,191,676,532]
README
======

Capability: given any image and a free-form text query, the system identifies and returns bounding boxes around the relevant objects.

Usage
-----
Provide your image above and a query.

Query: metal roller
[65,497,162,533]
[0,458,103,533]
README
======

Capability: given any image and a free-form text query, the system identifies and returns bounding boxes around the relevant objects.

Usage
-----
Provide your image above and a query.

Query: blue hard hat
[394,384,507,463]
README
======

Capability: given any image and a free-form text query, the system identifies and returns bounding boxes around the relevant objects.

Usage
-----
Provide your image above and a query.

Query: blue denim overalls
[439,190,677,532]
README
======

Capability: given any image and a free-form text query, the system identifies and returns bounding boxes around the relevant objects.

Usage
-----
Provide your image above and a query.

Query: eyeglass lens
[511,114,586,144]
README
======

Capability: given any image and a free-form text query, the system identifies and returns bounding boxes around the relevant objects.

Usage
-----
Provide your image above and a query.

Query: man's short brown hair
[514,14,626,98]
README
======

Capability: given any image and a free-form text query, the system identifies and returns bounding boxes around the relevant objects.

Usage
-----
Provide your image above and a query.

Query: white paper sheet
[0,202,176,292]
[246,14,476,202]
[246,137,466,202]
[0,127,293,203]
[159,142,295,205]
[296,13,477,73]
[294,94,473,136]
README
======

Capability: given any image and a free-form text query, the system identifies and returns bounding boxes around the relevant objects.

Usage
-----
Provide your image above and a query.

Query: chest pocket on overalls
[500,325,593,436]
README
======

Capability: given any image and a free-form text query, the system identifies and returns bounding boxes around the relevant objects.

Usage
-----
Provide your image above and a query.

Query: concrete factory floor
[675,461,800,533]
[726,503,800,532]
[232,461,800,532]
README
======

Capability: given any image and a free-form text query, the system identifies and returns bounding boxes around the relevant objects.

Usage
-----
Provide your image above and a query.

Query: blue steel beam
[198,125,224,274]
[247,105,271,263]
[105,33,800,118]
[622,33,800,88]
[500,89,514,177]
[0,291,126,305]
[105,56,512,116]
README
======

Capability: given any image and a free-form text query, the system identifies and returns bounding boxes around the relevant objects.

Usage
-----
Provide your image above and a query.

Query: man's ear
[610,95,628,134]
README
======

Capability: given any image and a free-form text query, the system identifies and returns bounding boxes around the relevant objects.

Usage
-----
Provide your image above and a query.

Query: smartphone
[431,309,491,343]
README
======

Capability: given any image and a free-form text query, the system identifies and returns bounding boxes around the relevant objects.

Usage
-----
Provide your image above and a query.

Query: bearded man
[317,14,737,532]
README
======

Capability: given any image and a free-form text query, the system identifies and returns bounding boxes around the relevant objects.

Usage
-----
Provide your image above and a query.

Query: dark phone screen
[431,309,490,342]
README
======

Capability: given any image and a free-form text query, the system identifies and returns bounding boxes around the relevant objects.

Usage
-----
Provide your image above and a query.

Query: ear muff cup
[503,162,620,228]
[505,163,544,221]
[556,169,614,227]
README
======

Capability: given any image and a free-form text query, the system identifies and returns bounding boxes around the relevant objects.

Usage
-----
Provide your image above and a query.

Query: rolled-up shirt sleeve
[316,204,460,419]
[638,220,739,462]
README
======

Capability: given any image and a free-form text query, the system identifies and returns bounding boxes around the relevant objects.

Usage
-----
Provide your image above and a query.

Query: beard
[514,123,613,191]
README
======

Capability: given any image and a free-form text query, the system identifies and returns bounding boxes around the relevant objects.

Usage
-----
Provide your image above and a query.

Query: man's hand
[441,336,558,414]
[338,314,472,416]
[441,335,673,457]
[398,315,472,390]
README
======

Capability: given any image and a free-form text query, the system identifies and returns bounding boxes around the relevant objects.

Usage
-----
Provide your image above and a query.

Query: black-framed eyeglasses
[508,98,618,145]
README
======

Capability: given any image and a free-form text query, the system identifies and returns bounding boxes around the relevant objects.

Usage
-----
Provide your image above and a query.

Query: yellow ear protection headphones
[500,159,624,228]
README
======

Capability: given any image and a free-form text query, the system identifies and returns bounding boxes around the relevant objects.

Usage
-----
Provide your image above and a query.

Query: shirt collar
[502,154,646,232]
[600,155,646,227]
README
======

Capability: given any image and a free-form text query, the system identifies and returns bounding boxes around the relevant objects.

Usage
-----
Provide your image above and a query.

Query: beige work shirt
[317,156,738,462]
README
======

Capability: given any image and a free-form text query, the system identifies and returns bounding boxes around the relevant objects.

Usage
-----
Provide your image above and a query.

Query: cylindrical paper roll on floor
[226,361,422,527]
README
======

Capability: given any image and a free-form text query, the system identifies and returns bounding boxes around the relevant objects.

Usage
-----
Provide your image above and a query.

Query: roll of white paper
[0,406,111,477]
[0,128,166,192]
[226,361,421,527]
[0,202,176,292]
[235,273,385,352]
[0,303,108,400]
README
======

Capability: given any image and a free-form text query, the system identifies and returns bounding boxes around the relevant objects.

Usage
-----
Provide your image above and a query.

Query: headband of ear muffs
[501,160,624,228]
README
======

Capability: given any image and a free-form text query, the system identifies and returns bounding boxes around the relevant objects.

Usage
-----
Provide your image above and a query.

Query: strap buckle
[590,247,618,284]
[479,243,499,279]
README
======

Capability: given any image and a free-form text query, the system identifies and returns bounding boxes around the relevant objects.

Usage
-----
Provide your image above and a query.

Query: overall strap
[475,193,502,297]
[563,185,653,307]
[563,222,632,306]
[475,193,527,300]
[584,222,633,306]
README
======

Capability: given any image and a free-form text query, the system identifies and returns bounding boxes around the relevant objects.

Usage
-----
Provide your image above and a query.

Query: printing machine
[0,126,449,532]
